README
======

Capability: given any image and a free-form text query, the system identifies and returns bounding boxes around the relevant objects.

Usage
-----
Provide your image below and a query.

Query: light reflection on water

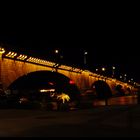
[93,95,138,106]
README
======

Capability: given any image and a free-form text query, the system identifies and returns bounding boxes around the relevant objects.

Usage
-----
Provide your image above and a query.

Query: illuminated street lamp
[54,49,59,62]
[131,78,133,81]
[55,49,59,54]
[112,66,115,78]
[102,67,106,71]
[54,49,63,64]
[101,67,106,76]
[120,75,123,79]
[84,50,88,66]
[130,78,134,84]
[124,74,127,82]
[96,68,98,72]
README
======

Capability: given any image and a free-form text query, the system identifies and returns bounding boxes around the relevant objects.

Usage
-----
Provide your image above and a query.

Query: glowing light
[5,51,17,58]
[112,66,115,69]
[102,67,106,71]
[69,80,75,84]
[48,82,54,85]
[84,51,88,55]
[39,89,55,92]
[55,49,59,54]
[0,47,5,54]
[17,54,27,60]
[19,97,29,104]
[50,92,55,97]
[57,93,70,103]
[26,57,55,66]
[54,64,59,67]
[71,68,82,73]
[134,82,136,85]
[59,65,72,70]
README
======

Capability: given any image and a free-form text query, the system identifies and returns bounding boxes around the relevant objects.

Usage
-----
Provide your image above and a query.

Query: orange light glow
[5,51,17,58]
[0,47,5,54]
[59,65,72,70]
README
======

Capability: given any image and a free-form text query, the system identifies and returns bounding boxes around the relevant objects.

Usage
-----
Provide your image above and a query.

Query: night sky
[0,6,139,83]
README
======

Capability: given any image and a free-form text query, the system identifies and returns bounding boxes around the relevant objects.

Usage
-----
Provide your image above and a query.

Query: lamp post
[120,75,123,80]
[54,49,59,72]
[101,67,106,82]
[124,74,127,82]
[102,67,106,75]
[96,68,98,73]
[54,49,60,62]
[112,66,115,78]
[84,50,88,67]
[54,49,63,64]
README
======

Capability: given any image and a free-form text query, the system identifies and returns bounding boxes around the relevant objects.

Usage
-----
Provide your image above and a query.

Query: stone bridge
[0,47,138,96]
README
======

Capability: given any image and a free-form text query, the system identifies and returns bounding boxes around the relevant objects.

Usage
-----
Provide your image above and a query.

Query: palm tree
[56,93,70,111]
[57,93,70,103]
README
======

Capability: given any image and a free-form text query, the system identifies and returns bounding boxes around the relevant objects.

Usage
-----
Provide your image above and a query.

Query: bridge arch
[7,70,80,101]
[91,80,112,99]
[1,58,88,92]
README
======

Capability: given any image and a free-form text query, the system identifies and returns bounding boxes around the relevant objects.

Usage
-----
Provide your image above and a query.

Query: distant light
[55,49,59,54]
[96,69,98,71]
[134,82,136,85]
[120,75,122,78]
[69,80,75,84]
[102,67,106,71]
[112,66,115,69]
[48,82,54,85]
[84,51,88,55]
[19,97,28,104]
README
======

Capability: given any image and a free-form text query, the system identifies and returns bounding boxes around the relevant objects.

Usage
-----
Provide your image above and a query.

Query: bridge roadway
[0,96,140,137]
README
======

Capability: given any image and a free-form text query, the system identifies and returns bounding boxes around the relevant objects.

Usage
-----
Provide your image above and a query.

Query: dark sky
[0,6,139,83]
